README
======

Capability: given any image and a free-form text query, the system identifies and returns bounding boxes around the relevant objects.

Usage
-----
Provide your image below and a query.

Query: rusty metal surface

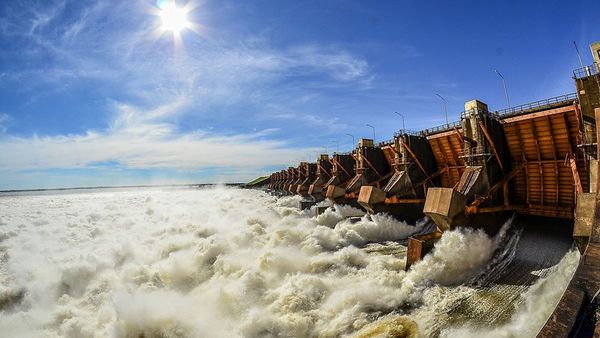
[423,187,467,231]
[265,98,589,224]
[406,231,442,270]
[502,103,586,219]
[427,130,466,188]
[537,108,600,337]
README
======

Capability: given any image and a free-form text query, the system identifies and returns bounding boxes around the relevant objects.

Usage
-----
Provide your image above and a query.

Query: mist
[0,186,578,337]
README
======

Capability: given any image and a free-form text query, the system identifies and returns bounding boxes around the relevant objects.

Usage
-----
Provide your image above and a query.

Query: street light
[573,41,585,70]
[494,69,511,109]
[331,139,339,153]
[345,133,355,150]
[394,112,405,133]
[366,124,375,142]
[435,94,449,126]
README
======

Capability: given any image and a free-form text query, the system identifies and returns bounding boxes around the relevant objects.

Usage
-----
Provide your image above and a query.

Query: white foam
[439,248,580,338]
[0,186,578,337]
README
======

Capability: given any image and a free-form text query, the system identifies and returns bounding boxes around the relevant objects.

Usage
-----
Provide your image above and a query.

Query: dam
[249,41,600,336]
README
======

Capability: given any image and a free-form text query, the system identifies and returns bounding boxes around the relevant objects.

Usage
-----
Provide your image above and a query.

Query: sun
[152,0,201,47]
[158,2,190,34]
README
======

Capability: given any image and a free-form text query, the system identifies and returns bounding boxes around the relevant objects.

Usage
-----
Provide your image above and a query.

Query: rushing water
[0,186,579,337]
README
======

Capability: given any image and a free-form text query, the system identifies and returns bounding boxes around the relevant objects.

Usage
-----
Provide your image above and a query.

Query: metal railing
[327,91,579,156]
[376,139,395,147]
[573,63,599,79]
[419,92,577,136]
[457,146,489,157]
[460,107,491,119]
[423,120,462,135]
[492,93,577,117]
[393,129,424,137]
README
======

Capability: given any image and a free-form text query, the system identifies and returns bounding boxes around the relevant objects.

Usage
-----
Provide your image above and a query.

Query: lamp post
[494,69,511,109]
[394,112,405,133]
[366,124,375,142]
[573,41,585,70]
[345,133,355,151]
[435,94,449,126]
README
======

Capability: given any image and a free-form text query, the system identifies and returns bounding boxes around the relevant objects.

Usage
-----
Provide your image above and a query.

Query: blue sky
[0,0,598,190]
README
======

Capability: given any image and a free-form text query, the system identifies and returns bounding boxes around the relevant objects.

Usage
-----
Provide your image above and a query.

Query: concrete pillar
[595,108,600,190]
[462,99,489,163]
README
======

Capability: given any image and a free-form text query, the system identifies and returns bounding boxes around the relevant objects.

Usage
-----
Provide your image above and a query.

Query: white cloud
[0,1,381,188]
[0,125,315,172]
[0,94,316,173]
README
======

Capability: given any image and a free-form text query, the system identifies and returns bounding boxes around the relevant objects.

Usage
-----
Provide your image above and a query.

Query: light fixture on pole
[394,112,405,133]
[573,41,585,69]
[494,69,511,109]
[346,133,355,150]
[435,94,449,126]
[366,124,375,142]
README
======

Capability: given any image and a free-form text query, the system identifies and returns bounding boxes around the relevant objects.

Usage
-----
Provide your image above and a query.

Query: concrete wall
[591,41,600,64]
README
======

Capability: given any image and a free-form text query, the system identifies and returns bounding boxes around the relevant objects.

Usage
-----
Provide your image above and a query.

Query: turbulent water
[0,186,579,337]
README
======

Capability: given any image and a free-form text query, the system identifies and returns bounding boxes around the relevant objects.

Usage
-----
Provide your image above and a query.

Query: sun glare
[159,3,190,34]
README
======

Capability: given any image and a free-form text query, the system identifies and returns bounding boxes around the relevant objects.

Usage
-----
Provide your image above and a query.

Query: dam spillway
[262,92,593,225]
[250,52,600,336]
[263,93,592,231]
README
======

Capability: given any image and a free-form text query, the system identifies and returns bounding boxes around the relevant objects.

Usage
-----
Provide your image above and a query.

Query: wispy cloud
[0,92,316,174]
[0,113,11,133]
[1,1,374,106]
[270,111,348,132]
[0,0,387,188]
[0,125,316,172]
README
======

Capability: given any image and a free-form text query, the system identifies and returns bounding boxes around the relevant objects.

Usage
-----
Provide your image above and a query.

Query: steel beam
[477,120,505,173]
[501,105,574,123]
